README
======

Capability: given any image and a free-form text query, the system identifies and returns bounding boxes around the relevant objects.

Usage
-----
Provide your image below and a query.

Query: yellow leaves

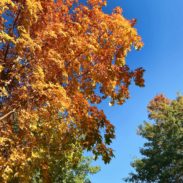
[35,66,45,81]
[49,30,58,39]
[31,78,70,109]
[116,57,126,66]
[16,26,39,52]
[31,148,45,162]
[0,137,9,145]
[17,26,27,33]
[42,23,67,40]
[49,84,71,109]
[0,0,15,7]
[100,22,109,32]
[2,166,13,181]
[25,0,42,22]
[0,0,16,14]
[86,55,92,62]
[0,31,16,44]
[30,113,39,131]
[47,49,64,67]
[0,0,144,179]
[1,149,31,182]
[59,30,67,37]
[0,86,8,97]
[1,149,27,181]
[10,149,26,164]
[73,22,82,31]
[32,150,40,159]
[88,44,97,51]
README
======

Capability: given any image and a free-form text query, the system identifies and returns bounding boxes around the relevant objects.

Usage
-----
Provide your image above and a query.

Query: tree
[31,148,100,183]
[48,156,100,183]
[0,0,144,182]
[126,95,183,183]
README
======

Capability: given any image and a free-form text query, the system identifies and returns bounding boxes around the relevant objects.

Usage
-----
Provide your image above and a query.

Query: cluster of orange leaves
[0,0,144,182]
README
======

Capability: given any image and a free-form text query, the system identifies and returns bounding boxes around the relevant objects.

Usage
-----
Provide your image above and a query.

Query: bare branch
[0,109,16,121]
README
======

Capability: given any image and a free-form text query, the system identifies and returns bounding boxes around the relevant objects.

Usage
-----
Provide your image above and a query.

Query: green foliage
[31,155,100,183]
[125,94,183,183]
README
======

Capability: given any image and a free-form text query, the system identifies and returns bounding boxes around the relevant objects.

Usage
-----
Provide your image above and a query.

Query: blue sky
[90,0,183,182]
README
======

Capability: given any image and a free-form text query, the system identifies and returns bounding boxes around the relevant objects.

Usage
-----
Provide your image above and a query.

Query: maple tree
[31,148,100,183]
[125,95,183,183]
[0,0,144,182]
[45,156,100,183]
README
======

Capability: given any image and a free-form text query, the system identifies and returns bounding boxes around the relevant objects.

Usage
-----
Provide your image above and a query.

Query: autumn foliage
[0,0,144,182]
[126,95,183,182]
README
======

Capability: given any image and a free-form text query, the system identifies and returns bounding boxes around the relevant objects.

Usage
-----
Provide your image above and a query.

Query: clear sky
[90,0,183,182]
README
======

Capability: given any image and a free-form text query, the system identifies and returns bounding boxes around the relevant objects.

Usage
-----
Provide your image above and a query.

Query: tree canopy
[126,94,183,183]
[32,153,100,183]
[0,0,144,182]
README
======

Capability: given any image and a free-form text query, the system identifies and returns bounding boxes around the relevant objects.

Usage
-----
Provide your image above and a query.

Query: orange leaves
[87,0,107,7]
[147,94,171,120]
[113,6,123,15]
[133,67,145,87]
[0,0,144,180]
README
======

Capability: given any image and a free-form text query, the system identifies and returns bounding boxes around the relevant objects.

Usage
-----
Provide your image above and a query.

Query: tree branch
[4,7,21,62]
[0,109,16,121]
